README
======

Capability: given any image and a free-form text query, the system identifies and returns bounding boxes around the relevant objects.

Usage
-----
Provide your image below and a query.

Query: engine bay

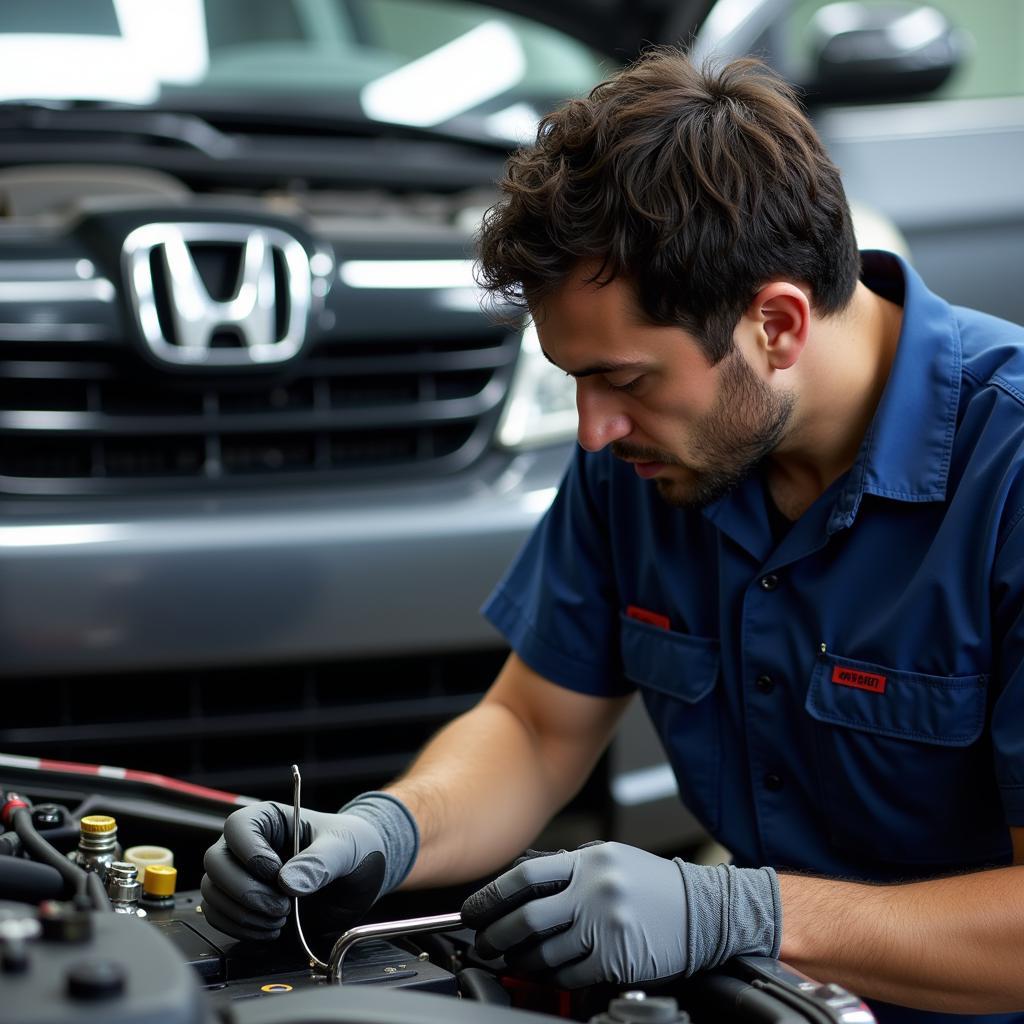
[0,757,875,1024]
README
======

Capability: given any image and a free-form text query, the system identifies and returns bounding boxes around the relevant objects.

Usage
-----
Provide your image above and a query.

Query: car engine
[0,757,875,1024]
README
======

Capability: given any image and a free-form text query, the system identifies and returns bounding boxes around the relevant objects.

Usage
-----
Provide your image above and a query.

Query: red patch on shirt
[626,605,670,630]
[831,665,887,694]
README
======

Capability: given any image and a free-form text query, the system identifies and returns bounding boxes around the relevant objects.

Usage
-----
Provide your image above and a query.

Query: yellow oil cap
[80,815,117,834]
[142,864,177,897]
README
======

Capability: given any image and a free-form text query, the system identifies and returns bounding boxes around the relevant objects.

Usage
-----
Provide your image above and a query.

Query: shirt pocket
[619,612,722,833]
[805,650,1006,868]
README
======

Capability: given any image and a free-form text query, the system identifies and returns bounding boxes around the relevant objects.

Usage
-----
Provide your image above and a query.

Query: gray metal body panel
[0,447,570,676]
[821,96,1024,324]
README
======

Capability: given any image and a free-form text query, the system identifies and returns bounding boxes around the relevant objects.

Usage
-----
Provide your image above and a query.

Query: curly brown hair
[476,49,860,363]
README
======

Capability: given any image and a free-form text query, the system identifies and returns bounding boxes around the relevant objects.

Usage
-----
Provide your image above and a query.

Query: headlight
[497,321,578,449]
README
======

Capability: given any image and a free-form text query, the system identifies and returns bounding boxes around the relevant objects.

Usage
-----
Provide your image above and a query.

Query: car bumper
[0,446,573,677]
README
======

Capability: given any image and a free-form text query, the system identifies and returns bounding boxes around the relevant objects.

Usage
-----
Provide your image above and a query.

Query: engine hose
[85,867,112,912]
[457,968,513,1006]
[0,856,65,903]
[11,808,93,905]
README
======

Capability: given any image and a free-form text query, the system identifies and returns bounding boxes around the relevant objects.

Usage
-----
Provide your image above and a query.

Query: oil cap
[31,804,66,829]
[79,815,116,834]
[590,993,690,1024]
[66,960,126,1001]
[142,864,177,898]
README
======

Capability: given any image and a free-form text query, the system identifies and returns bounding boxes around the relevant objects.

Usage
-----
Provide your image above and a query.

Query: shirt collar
[827,250,961,532]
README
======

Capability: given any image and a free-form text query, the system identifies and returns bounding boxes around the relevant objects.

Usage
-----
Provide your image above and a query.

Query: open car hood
[449,0,715,58]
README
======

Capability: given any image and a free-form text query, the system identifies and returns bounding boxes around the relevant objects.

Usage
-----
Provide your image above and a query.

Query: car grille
[0,330,520,495]
[0,649,509,810]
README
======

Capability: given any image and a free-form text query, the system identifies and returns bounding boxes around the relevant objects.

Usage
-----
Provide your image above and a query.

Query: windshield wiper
[0,102,237,159]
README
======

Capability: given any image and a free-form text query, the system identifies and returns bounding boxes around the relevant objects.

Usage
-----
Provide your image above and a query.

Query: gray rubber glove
[461,842,781,989]
[200,792,418,941]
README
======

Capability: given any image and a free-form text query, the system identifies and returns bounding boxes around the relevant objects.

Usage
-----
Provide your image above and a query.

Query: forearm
[384,699,589,888]
[780,867,1024,1012]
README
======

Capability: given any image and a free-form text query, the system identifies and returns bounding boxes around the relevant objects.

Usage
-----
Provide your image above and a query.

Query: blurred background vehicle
[689,0,1024,324]
[0,0,1019,856]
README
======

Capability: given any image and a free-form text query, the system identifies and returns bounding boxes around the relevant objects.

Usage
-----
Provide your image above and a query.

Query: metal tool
[290,764,464,981]
[290,764,329,969]
[327,911,464,983]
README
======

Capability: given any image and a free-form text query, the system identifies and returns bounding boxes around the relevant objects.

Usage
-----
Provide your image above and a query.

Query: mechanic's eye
[607,376,642,394]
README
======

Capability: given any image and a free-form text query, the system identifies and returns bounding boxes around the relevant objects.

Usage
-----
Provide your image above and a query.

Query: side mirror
[804,2,966,103]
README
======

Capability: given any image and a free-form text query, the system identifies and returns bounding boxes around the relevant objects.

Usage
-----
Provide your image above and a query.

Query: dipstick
[291,764,329,970]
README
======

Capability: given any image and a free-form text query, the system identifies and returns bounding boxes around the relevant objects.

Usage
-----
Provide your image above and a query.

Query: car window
[788,0,1024,100]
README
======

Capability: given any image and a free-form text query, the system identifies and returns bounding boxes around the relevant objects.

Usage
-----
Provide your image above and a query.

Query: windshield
[0,0,608,141]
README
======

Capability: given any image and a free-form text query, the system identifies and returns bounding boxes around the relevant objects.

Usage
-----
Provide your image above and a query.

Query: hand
[200,802,390,941]
[460,842,781,989]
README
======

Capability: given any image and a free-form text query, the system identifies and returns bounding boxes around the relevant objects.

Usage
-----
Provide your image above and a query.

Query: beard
[612,348,795,509]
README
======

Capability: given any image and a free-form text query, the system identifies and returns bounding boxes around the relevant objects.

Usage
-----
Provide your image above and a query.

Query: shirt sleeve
[990,504,1024,825]
[482,446,634,698]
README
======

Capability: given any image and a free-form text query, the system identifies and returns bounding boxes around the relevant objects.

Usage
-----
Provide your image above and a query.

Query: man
[201,51,1024,1024]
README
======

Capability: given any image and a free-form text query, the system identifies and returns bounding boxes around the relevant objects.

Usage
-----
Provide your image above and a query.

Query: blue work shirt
[483,252,1024,1024]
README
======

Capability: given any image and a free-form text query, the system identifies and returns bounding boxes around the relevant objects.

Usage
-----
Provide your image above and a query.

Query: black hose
[0,856,65,903]
[11,808,111,911]
[12,808,88,896]
[85,868,111,912]
[457,967,513,1006]
[30,824,79,848]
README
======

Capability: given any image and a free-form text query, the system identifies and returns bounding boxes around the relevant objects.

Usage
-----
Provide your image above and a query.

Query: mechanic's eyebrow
[539,348,649,379]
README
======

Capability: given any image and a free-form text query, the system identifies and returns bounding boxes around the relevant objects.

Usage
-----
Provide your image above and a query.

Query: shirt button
[764,773,783,791]
[756,675,775,694]
[759,574,780,591]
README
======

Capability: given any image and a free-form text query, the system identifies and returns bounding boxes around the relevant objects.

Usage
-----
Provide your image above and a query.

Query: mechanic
[201,51,1024,1024]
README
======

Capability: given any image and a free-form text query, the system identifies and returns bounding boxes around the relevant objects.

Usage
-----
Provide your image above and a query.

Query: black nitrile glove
[461,842,781,989]
[200,793,418,942]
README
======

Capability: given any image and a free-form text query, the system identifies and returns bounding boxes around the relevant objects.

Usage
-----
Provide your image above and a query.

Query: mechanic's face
[534,270,795,509]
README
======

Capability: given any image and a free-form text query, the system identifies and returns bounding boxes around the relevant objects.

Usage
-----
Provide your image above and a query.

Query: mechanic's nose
[576,386,632,453]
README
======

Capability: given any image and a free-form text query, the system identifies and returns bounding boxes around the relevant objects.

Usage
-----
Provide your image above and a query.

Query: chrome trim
[0,259,95,280]
[122,222,312,368]
[0,524,126,549]
[0,323,107,341]
[0,280,115,302]
[340,258,477,290]
[3,412,89,431]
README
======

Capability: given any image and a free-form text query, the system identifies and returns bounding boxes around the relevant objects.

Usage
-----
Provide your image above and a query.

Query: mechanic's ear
[747,283,810,371]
